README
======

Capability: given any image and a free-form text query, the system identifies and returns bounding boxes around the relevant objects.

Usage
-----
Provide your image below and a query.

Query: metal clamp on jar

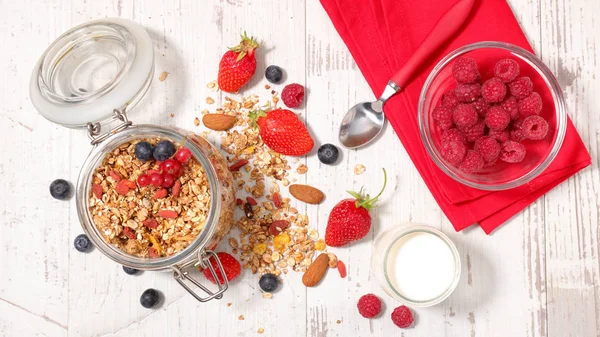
[29,18,236,302]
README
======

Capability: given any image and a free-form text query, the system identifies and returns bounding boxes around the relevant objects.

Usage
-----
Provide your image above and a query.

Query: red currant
[137,174,150,187]
[149,173,164,187]
[162,174,175,188]
[175,147,192,163]
[160,159,183,177]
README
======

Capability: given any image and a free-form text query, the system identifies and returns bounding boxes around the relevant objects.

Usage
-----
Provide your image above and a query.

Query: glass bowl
[418,41,566,190]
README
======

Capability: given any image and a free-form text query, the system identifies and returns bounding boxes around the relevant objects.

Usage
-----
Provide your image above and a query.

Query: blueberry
[265,65,283,84]
[259,273,279,292]
[140,288,160,308]
[153,140,176,161]
[135,141,155,162]
[317,144,339,165]
[123,266,139,275]
[49,179,72,200]
[74,234,92,252]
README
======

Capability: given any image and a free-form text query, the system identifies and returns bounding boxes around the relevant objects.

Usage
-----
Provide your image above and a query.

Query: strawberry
[325,169,387,247]
[250,108,314,156]
[202,252,241,284]
[217,32,259,93]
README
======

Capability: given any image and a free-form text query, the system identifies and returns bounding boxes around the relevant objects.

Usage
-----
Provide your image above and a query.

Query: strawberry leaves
[347,168,387,211]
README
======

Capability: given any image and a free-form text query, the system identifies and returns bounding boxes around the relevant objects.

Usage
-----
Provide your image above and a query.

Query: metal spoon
[339,0,476,149]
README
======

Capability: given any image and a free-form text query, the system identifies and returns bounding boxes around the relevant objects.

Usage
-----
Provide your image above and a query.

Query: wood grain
[0,0,598,336]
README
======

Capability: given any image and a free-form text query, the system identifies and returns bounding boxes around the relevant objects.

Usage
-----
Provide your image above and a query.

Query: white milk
[385,231,456,302]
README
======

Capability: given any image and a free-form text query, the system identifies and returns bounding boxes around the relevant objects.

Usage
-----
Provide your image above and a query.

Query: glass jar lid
[29,18,154,128]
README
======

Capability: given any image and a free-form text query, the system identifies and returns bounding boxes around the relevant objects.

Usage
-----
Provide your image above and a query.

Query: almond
[302,253,329,287]
[289,184,324,204]
[202,114,236,131]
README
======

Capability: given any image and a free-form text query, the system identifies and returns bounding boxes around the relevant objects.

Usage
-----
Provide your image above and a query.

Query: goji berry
[236,198,244,206]
[123,227,136,239]
[272,192,282,209]
[109,170,122,182]
[92,184,103,199]
[153,188,168,199]
[337,260,347,278]
[123,179,136,189]
[115,181,130,195]
[246,196,257,205]
[228,159,248,172]
[148,247,159,258]
[171,180,181,198]
[158,210,178,218]
[143,218,159,229]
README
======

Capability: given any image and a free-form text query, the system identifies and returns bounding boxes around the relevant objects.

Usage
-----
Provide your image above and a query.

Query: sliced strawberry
[109,170,122,182]
[157,210,178,219]
[123,226,136,239]
[171,180,181,198]
[92,184,103,199]
[228,159,249,172]
[153,188,168,199]
[143,218,159,229]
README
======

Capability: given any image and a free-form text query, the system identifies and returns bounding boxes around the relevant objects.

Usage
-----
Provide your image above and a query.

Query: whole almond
[289,184,324,204]
[302,253,329,287]
[202,114,236,131]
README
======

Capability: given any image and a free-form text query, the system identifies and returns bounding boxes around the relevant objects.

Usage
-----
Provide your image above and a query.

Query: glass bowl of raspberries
[418,41,566,190]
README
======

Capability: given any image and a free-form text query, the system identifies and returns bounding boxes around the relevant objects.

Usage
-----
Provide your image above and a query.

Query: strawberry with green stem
[217,32,259,93]
[325,168,387,247]
[249,107,314,156]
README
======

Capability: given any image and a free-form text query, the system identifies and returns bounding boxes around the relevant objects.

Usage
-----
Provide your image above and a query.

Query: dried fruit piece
[244,202,254,219]
[508,77,533,99]
[153,188,168,199]
[171,180,181,198]
[302,254,329,287]
[452,104,478,129]
[143,218,159,229]
[485,106,510,131]
[157,210,178,218]
[246,196,258,206]
[481,77,507,103]
[147,247,159,258]
[228,159,249,171]
[500,141,526,163]
[109,170,122,182]
[521,115,549,140]
[432,106,453,130]
[289,184,325,204]
[494,59,520,82]
[273,232,291,252]
[440,141,467,165]
[459,150,485,173]
[92,184,103,199]
[272,192,282,209]
[452,56,479,84]
[269,220,290,236]
[337,260,347,278]
[454,83,481,103]
[115,180,131,195]
[123,227,136,239]
[202,114,237,131]
[253,243,267,255]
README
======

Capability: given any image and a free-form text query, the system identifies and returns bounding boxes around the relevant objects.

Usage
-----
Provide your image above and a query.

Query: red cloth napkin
[321,0,591,233]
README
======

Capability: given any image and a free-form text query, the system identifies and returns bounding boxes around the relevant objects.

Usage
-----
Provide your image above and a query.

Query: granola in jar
[88,138,216,258]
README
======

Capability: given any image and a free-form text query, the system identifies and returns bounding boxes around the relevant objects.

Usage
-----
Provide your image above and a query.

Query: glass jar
[30,18,236,302]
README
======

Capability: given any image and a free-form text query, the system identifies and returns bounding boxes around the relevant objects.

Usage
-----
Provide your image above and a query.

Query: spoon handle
[389,0,476,89]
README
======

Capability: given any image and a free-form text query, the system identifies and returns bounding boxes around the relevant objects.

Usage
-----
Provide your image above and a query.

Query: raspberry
[452,56,479,84]
[391,305,414,328]
[488,129,510,143]
[485,106,510,131]
[432,106,454,130]
[463,119,486,142]
[472,97,490,117]
[518,92,542,118]
[441,128,467,144]
[452,104,478,129]
[357,294,382,318]
[281,83,305,108]
[494,59,520,82]
[521,115,549,140]
[510,128,527,142]
[455,83,481,103]
[500,140,526,163]
[481,77,507,103]
[459,150,485,173]
[441,91,459,107]
[501,96,520,120]
[440,141,467,165]
[202,252,241,284]
[508,77,533,99]
[474,136,501,164]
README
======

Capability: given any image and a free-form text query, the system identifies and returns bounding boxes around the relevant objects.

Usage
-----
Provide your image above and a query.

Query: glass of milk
[372,225,461,307]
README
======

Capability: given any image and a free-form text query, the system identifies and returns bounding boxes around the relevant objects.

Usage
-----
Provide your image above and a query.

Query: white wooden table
[1,0,599,336]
